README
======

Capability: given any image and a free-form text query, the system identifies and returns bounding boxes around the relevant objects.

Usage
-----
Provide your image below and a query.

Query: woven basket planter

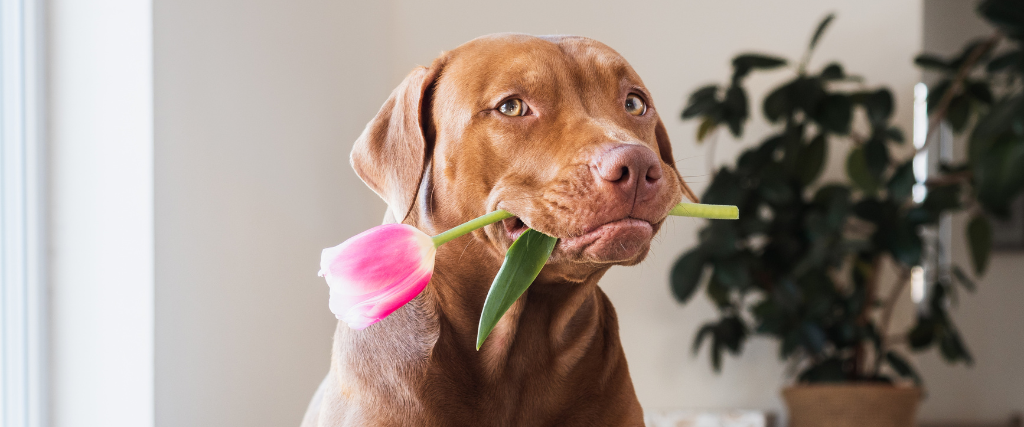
[783,384,921,427]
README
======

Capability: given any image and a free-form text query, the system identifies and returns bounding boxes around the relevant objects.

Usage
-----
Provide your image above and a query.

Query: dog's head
[352,34,697,282]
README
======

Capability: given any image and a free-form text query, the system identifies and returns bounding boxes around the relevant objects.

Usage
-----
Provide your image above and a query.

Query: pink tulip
[319,224,437,329]
[318,210,515,329]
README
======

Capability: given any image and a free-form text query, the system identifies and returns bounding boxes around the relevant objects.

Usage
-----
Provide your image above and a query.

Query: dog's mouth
[501,215,655,264]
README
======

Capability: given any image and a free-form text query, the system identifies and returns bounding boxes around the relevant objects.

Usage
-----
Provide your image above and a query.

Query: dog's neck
[426,247,611,379]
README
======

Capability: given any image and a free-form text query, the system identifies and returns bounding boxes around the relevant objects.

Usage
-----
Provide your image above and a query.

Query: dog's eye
[498,98,528,116]
[625,94,647,116]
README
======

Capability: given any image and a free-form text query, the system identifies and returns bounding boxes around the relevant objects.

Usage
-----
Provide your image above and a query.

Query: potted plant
[670,2,1022,426]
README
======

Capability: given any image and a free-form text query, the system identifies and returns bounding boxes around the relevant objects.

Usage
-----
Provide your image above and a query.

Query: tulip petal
[319,223,437,329]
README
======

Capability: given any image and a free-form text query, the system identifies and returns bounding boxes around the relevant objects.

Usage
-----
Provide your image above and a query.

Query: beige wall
[150,0,1024,425]
[915,0,1024,422]
[153,2,390,426]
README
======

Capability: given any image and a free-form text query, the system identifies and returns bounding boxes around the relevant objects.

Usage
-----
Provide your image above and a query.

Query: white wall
[144,0,1022,425]
[153,2,389,426]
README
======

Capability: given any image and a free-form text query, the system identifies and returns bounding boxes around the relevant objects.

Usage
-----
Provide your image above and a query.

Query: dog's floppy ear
[655,118,699,203]
[351,62,443,222]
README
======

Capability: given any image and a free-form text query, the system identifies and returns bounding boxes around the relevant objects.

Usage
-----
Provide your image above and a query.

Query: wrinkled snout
[592,144,664,206]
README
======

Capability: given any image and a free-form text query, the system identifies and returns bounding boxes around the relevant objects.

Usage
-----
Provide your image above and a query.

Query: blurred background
[1,0,1020,426]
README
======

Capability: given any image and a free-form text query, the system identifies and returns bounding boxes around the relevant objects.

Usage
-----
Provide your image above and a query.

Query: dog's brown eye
[498,98,527,116]
[625,94,646,116]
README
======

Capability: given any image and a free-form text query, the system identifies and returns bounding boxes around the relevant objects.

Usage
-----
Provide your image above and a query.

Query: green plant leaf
[696,117,718,142]
[476,228,557,350]
[682,85,720,119]
[886,126,905,144]
[967,81,994,104]
[915,54,951,70]
[866,89,894,126]
[808,13,836,51]
[670,249,707,303]
[885,351,922,385]
[798,357,845,383]
[926,80,951,114]
[987,50,1023,72]
[887,161,915,204]
[922,183,961,212]
[951,265,977,292]
[797,134,827,185]
[909,316,937,349]
[820,63,845,80]
[724,85,749,137]
[713,257,752,290]
[978,0,1024,40]
[947,95,971,132]
[732,53,788,80]
[816,94,852,134]
[763,80,795,122]
[967,214,992,275]
[847,147,879,195]
[692,323,716,354]
[706,276,732,309]
[864,138,890,179]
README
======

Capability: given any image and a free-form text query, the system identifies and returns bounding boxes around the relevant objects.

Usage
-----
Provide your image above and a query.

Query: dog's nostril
[618,166,630,182]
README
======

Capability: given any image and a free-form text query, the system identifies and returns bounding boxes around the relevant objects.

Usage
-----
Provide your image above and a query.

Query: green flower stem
[669,203,739,220]
[431,209,515,247]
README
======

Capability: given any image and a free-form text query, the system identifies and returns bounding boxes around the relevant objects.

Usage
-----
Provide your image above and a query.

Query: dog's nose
[593,144,663,202]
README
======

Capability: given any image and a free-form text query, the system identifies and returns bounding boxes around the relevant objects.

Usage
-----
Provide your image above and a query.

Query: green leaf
[724,85,748,137]
[816,94,853,134]
[732,53,788,80]
[692,323,716,354]
[808,13,836,51]
[717,316,748,353]
[972,94,1023,142]
[951,265,977,292]
[864,137,890,179]
[947,95,971,132]
[886,127,905,144]
[764,80,795,122]
[670,249,707,303]
[986,50,1023,72]
[797,134,827,185]
[703,169,744,206]
[820,63,845,80]
[682,85,720,119]
[909,316,937,349]
[696,117,718,142]
[798,357,846,383]
[706,276,732,309]
[978,0,1024,40]
[866,89,895,126]
[939,328,973,365]
[712,257,752,290]
[915,54,951,70]
[476,228,557,350]
[967,214,992,275]
[890,222,923,266]
[885,351,922,385]
[967,81,994,105]
[922,183,961,212]
[887,161,915,204]
[926,80,951,114]
[846,147,879,195]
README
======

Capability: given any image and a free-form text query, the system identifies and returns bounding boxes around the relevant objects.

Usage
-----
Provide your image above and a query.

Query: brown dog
[302,33,698,427]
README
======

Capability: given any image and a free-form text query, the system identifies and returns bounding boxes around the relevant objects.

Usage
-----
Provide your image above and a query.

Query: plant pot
[783,384,921,427]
